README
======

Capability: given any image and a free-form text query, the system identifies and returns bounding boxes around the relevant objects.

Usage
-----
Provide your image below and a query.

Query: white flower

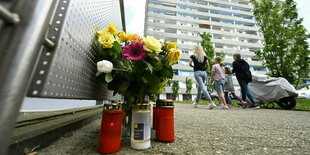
[97,60,113,73]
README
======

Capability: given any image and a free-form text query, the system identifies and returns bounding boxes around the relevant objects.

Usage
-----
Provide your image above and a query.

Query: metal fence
[0,0,125,154]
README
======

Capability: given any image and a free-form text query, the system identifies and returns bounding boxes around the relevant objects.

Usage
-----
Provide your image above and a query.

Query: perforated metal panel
[27,0,123,100]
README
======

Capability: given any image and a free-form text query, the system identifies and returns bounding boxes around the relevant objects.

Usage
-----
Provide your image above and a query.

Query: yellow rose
[164,41,177,51]
[117,30,131,42]
[98,32,115,48]
[168,48,181,65]
[143,36,161,52]
[96,28,108,37]
[107,23,118,36]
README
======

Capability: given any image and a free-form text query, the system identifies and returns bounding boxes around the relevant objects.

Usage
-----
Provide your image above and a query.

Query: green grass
[295,99,310,110]
[261,99,310,111]
[175,99,310,111]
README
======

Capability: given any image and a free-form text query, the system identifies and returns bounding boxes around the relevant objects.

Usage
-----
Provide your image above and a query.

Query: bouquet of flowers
[95,23,180,108]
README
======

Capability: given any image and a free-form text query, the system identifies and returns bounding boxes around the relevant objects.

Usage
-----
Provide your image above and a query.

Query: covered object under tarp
[248,75,298,104]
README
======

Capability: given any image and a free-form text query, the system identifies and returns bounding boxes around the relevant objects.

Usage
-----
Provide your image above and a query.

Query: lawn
[176,99,310,111]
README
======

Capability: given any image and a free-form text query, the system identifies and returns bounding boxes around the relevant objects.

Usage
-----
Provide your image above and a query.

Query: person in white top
[211,56,228,109]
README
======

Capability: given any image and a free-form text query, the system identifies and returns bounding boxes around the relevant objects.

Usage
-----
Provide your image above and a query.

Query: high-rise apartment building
[144,0,266,100]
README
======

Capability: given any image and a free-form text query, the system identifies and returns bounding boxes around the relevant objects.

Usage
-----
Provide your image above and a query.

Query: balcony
[172,64,193,71]
[154,0,253,16]
[147,13,260,32]
[198,23,211,29]
[146,21,262,41]
[148,4,255,25]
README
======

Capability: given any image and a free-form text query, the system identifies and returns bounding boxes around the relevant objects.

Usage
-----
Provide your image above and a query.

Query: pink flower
[154,57,159,61]
[122,42,147,61]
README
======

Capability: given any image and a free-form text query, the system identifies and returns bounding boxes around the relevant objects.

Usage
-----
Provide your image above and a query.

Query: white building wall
[144,0,265,100]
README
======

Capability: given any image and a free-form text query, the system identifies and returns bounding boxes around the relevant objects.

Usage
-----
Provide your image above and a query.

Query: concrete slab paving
[39,103,310,154]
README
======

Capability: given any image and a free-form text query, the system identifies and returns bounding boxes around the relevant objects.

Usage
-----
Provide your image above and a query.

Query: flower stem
[113,68,127,72]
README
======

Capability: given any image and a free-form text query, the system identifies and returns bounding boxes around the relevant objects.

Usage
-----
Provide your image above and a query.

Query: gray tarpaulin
[248,75,298,104]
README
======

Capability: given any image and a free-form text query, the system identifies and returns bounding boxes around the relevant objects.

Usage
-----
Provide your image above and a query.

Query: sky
[124,0,310,40]
[124,0,147,36]
[296,0,310,36]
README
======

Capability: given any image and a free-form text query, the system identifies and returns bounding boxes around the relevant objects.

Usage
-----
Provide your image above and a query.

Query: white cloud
[295,0,310,44]
[296,0,310,31]
[124,0,146,37]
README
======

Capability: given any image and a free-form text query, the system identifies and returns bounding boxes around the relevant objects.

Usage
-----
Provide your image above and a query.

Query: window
[166,93,174,100]
[182,51,189,55]
[179,59,189,65]
[225,55,233,60]
[166,11,176,16]
[163,2,176,8]
[179,70,194,77]
[173,70,178,76]
[240,48,248,51]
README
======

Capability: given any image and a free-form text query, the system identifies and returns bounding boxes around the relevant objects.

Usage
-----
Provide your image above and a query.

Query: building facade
[144,0,266,100]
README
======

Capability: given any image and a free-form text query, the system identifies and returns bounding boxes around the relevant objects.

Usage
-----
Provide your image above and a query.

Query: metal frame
[0,1,57,154]
[27,0,123,100]
[0,0,126,154]
[0,4,19,24]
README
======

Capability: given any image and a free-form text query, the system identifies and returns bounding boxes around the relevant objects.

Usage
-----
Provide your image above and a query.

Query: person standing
[232,53,260,109]
[189,45,216,109]
[224,66,246,107]
[211,57,228,109]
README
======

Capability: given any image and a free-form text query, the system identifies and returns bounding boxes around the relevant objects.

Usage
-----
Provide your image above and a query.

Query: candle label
[134,123,151,140]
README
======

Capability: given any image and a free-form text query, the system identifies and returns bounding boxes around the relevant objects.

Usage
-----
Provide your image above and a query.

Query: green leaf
[144,61,154,73]
[118,82,130,94]
[105,73,113,83]
[127,95,135,105]
[124,61,133,72]
[96,71,103,77]
[149,94,157,102]
[141,76,148,83]
[161,65,173,79]
[154,61,163,71]
[146,74,160,93]
[156,78,170,94]
[114,60,125,69]
[147,53,157,59]
[112,41,121,52]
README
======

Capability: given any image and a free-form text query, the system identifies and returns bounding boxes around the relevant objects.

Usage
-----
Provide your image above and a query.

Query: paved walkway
[39,103,310,154]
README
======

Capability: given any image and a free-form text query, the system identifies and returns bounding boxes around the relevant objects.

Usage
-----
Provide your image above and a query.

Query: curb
[9,105,103,155]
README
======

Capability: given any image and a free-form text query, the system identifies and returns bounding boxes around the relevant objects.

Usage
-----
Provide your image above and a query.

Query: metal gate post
[0,1,56,154]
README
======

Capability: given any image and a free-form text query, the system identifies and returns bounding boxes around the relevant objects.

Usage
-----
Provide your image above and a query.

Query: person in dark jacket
[232,53,260,109]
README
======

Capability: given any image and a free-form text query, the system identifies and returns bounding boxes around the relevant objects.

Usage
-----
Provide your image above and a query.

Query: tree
[251,0,310,87]
[200,32,215,92]
[172,80,180,100]
[199,32,226,92]
[185,77,193,100]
